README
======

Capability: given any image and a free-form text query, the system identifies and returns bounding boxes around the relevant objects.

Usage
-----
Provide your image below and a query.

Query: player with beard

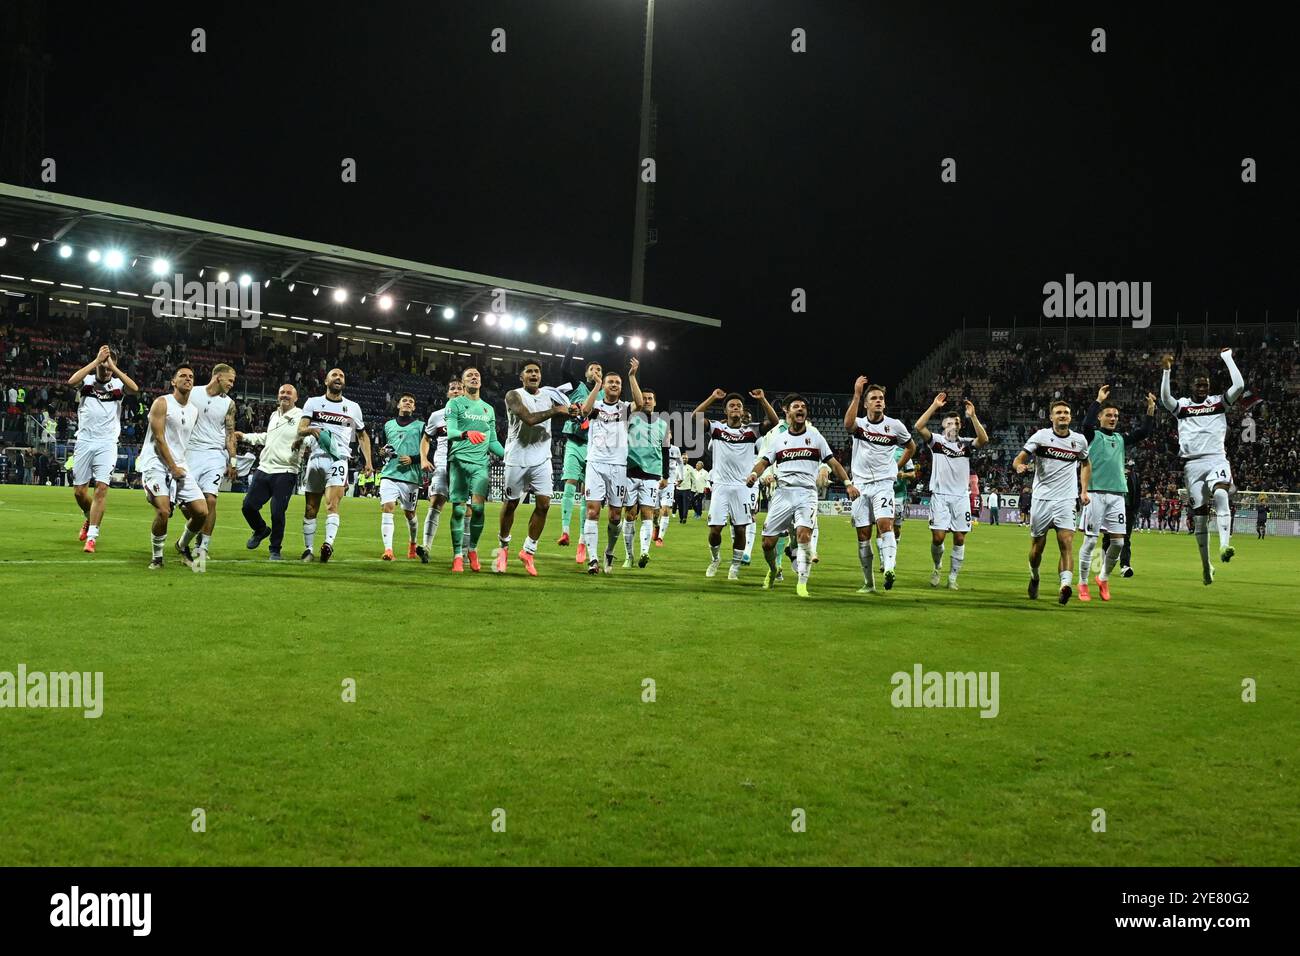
[298,368,373,563]
[1159,348,1246,584]
[1013,401,1091,604]
[1076,385,1155,601]
[495,361,575,575]
[137,365,208,570]
[619,386,671,569]
[68,345,139,553]
[693,388,779,580]
[377,393,426,561]
[578,359,646,574]
[748,394,858,598]
[913,393,989,591]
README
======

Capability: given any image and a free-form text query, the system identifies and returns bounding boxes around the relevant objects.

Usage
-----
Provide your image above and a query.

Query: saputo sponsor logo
[50,886,151,936]
[890,663,999,718]
[1037,445,1084,461]
[853,427,899,446]
[0,664,103,718]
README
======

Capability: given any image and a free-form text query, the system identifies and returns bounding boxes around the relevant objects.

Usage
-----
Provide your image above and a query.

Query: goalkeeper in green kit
[444,367,506,572]
[378,393,428,562]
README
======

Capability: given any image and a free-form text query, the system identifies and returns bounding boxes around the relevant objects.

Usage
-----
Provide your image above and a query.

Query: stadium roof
[0,181,719,348]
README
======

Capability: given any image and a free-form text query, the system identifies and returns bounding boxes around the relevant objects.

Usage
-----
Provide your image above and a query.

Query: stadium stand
[906,325,1300,500]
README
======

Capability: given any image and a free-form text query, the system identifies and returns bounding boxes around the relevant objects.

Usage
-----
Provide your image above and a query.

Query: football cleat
[1203,563,1214,586]
[557,532,570,546]
[451,556,465,573]
[727,566,740,581]
[775,570,784,583]
[930,568,941,587]
[811,553,820,564]
[638,553,649,569]
[246,527,271,550]
[1120,565,1134,578]
[1078,583,1091,602]
[856,584,874,594]
[884,570,896,591]
[653,538,665,548]
[467,550,480,572]
[587,558,601,575]
[192,551,207,574]
[408,542,418,560]
[147,557,164,570]
[705,559,720,578]
[947,578,959,591]
[175,540,195,569]
[268,551,283,561]
[1098,579,1111,602]
[83,539,96,554]
[1058,585,1072,605]
[493,549,508,573]
[604,552,615,574]
[741,553,751,565]
[518,549,538,576]
[79,521,89,542]
[622,556,633,570]
[575,542,588,564]
[762,568,775,590]
[300,549,314,563]
[1028,577,1040,600]
[382,549,395,561]
[416,546,429,564]
[320,542,334,563]
[796,581,810,599]
[1220,546,1235,563]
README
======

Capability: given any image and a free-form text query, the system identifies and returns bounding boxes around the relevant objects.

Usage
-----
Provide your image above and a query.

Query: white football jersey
[137,393,197,474]
[707,419,763,486]
[666,444,683,482]
[758,421,822,457]
[188,387,233,452]
[424,408,449,470]
[928,434,976,496]
[1171,394,1231,459]
[586,399,633,465]
[850,414,911,484]
[759,427,834,490]
[303,394,365,458]
[1022,428,1088,501]
[505,387,557,467]
[75,374,125,445]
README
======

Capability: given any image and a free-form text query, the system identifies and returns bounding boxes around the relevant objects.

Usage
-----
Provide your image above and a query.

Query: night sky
[34,1,1300,397]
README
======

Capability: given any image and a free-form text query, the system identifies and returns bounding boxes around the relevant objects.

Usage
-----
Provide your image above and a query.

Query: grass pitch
[0,485,1296,866]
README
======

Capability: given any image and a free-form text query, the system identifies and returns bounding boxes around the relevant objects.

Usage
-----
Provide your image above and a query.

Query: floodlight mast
[629,0,655,304]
